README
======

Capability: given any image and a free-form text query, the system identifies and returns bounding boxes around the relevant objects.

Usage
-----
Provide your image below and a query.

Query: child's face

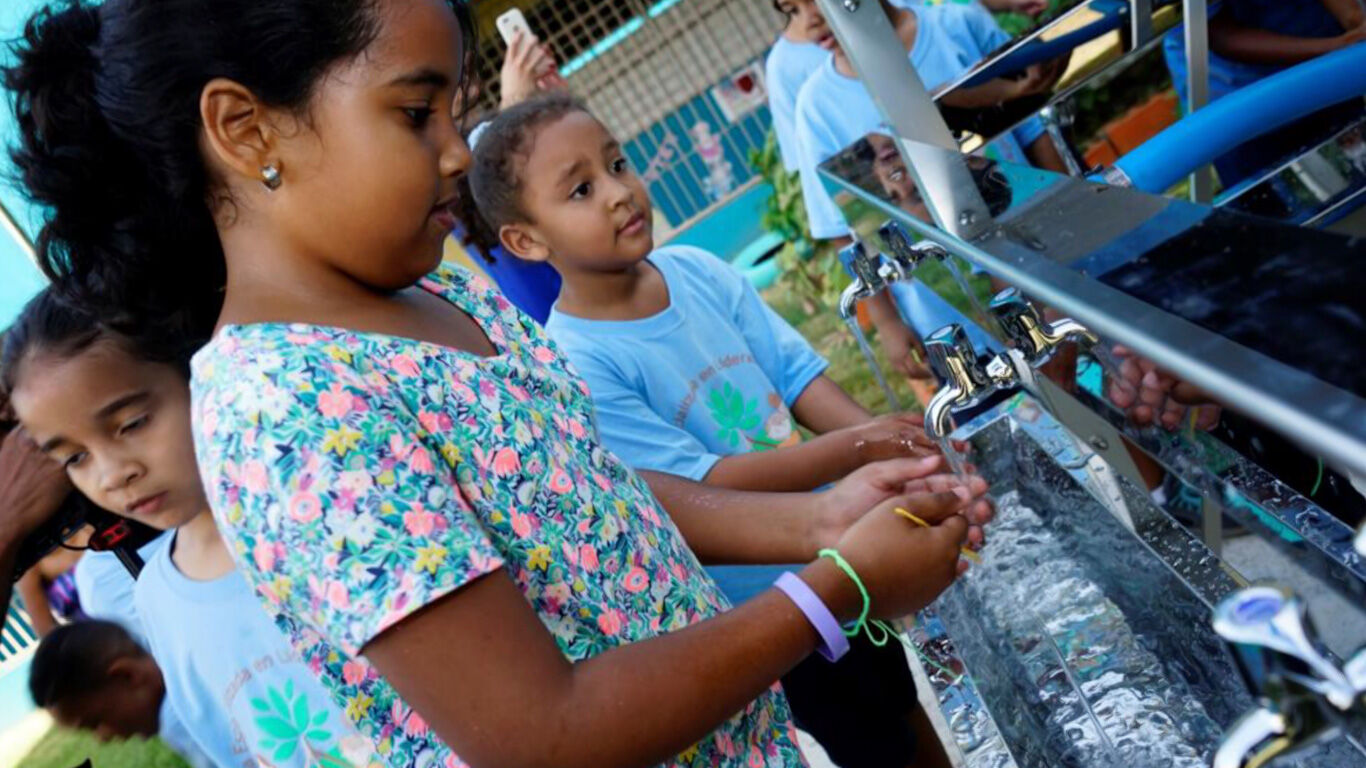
[780,0,836,51]
[501,111,654,271]
[226,0,471,292]
[52,655,163,741]
[11,342,208,532]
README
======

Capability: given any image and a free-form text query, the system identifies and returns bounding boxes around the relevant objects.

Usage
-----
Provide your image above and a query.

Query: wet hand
[1108,346,1222,432]
[810,456,945,550]
[852,413,936,463]
[832,489,984,621]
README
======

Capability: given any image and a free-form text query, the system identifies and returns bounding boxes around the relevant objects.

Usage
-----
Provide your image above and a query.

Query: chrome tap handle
[838,241,882,288]
[1213,586,1357,709]
[925,325,987,394]
[877,220,947,272]
[989,287,1099,365]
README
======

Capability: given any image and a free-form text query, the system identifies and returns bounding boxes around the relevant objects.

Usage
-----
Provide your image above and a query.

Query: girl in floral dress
[7,0,988,766]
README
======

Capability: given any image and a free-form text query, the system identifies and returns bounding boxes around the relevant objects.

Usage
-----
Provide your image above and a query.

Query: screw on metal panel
[958,210,978,226]
[1088,435,1110,451]
[843,0,860,10]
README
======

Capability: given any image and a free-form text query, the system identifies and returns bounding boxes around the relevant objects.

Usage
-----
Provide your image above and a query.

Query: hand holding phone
[496,8,535,46]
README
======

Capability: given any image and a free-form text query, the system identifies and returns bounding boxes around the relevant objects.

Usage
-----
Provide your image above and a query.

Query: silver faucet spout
[1212,707,1291,768]
[839,282,870,321]
[924,385,964,442]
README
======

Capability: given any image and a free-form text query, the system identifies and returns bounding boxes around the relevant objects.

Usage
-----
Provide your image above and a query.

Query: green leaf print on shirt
[707,382,762,448]
[251,679,347,767]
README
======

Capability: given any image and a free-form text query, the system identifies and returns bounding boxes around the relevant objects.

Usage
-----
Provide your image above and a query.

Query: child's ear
[107,655,160,689]
[499,223,552,263]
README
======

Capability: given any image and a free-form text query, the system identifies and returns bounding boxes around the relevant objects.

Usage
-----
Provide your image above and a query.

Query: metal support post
[815,0,993,240]
[1183,0,1215,202]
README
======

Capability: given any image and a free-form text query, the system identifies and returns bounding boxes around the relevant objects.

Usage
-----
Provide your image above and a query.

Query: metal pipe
[1112,42,1366,193]
[1182,0,1214,202]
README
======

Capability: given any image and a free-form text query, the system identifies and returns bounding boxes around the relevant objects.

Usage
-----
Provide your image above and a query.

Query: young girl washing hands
[9,2,989,766]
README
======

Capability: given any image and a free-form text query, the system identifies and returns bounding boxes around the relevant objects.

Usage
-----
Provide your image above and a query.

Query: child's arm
[866,290,934,381]
[788,374,871,433]
[645,458,989,564]
[1210,7,1365,66]
[16,568,57,636]
[702,419,937,493]
[0,429,72,611]
[364,487,979,768]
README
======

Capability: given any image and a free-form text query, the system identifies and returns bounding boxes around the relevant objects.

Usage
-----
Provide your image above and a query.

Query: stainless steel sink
[907,394,1366,768]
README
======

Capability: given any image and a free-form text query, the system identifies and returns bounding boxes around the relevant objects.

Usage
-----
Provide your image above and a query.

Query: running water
[943,258,992,331]
[936,434,971,480]
[844,315,900,411]
[940,490,1226,768]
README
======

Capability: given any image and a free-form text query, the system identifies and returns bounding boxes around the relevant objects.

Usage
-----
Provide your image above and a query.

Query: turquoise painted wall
[0,0,59,327]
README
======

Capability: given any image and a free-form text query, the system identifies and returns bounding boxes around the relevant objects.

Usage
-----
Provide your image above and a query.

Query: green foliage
[17,728,189,768]
[748,130,846,314]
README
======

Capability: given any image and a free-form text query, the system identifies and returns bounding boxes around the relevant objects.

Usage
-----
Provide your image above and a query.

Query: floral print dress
[191,265,805,768]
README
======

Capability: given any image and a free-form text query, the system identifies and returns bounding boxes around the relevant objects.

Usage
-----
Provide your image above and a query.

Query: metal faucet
[1212,585,1366,768]
[989,287,1099,366]
[837,240,901,321]
[922,323,1016,441]
[879,220,948,275]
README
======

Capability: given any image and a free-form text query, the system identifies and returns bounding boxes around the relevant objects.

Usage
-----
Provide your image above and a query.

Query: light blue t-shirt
[72,533,214,768]
[794,2,1046,240]
[765,37,830,173]
[133,534,379,768]
[545,246,828,604]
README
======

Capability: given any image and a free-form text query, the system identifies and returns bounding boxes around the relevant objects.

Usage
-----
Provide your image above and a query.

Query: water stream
[845,315,900,411]
[943,258,993,332]
[936,434,972,480]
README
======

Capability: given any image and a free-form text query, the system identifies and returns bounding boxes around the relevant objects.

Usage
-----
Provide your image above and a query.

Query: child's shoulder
[651,245,747,292]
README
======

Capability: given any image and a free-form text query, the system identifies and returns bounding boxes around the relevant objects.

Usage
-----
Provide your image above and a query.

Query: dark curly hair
[4,0,476,340]
[469,91,591,233]
[2,287,196,397]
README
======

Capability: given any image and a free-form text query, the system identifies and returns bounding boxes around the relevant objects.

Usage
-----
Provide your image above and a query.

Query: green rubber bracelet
[816,548,870,638]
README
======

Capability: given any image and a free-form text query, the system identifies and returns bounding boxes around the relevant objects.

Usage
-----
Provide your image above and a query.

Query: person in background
[15,523,88,636]
[5,288,379,768]
[789,0,1066,386]
[766,0,1048,174]
[6,1,990,766]
[472,92,988,768]
[1164,0,1366,187]
[456,28,566,324]
[29,620,167,743]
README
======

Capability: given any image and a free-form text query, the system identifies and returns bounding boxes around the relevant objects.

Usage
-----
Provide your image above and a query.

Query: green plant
[749,131,845,314]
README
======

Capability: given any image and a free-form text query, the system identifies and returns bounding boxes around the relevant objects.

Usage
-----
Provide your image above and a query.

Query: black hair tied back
[4,0,477,341]
[5,0,223,340]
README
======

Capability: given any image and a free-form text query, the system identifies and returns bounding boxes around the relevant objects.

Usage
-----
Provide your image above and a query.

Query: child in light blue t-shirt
[6,292,380,768]
[470,93,958,768]
[788,0,1066,380]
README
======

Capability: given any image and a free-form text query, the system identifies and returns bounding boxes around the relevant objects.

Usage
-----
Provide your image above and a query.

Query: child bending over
[5,289,379,768]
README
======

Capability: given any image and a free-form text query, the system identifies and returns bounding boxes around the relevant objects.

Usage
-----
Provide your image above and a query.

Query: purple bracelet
[774,572,850,662]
